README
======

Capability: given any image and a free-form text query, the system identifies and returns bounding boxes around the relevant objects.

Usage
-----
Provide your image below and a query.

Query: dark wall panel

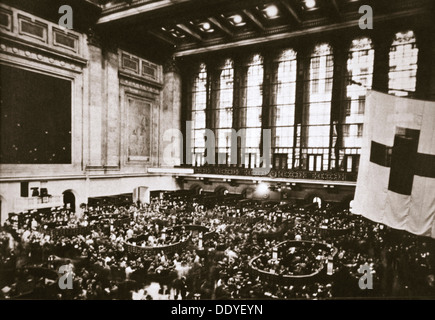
[0,65,71,164]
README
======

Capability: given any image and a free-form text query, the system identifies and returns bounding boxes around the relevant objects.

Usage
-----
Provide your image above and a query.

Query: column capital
[164,57,180,74]
[86,28,102,47]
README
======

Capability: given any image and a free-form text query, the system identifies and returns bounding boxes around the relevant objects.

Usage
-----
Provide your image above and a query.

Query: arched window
[341,37,374,172]
[303,43,333,171]
[242,54,264,168]
[215,59,234,164]
[191,63,207,165]
[389,31,418,97]
[272,49,297,169]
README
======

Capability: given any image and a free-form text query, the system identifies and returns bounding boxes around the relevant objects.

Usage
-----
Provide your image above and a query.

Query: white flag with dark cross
[353,90,435,239]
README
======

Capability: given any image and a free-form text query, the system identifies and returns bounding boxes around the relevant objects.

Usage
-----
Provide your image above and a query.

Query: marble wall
[0,3,183,224]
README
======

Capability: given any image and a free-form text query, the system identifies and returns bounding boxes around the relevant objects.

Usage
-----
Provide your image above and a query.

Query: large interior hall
[0,0,434,300]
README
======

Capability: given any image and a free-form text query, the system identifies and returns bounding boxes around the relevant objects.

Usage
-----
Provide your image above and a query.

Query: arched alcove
[63,190,76,212]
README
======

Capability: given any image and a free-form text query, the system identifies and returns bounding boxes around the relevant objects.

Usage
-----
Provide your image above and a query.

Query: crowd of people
[0,193,434,300]
[251,242,329,277]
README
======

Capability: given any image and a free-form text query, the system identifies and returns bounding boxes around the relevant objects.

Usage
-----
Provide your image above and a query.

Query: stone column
[103,45,121,168]
[161,57,182,167]
[86,29,104,168]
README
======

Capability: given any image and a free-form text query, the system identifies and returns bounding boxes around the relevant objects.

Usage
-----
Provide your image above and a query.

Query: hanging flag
[353,90,435,238]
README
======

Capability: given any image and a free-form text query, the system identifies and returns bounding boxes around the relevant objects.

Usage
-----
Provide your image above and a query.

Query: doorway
[63,190,76,212]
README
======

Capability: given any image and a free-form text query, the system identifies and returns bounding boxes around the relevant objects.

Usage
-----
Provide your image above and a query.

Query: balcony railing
[185,165,358,182]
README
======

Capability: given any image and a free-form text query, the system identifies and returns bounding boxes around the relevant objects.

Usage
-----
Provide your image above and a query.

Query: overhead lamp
[305,0,316,9]
[226,14,246,26]
[263,4,279,19]
[172,30,186,38]
[233,14,243,24]
[198,21,214,33]
[161,27,186,39]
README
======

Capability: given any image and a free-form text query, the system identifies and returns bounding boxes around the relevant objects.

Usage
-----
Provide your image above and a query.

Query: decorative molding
[163,57,180,74]
[53,27,79,54]
[128,156,150,161]
[85,165,106,171]
[0,37,86,73]
[118,49,163,85]
[86,27,102,47]
[0,7,13,32]
[103,165,121,170]
[0,171,170,182]
[119,71,162,93]
[0,4,83,58]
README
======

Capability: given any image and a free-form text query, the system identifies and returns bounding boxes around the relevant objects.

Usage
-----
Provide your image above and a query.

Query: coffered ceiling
[96,0,434,60]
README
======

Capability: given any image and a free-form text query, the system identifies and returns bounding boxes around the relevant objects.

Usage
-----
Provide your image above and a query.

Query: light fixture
[305,0,316,9]
[172,30,186,38]
[263,4,279,19]
[161,27,186,39]
[198,21,214,33]
[233,14,243,24]
[225,14,246,26]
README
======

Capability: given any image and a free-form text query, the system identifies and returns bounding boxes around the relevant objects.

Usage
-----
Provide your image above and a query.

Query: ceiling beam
[176,23,203,42]
[280,0,301,25]
[148,30,177,46]
[98,0,273,28]
[329,0,341,19]
[208,17,233,37]
[242,9,265,31]
[174,7,427,57]
[98,0,193,24]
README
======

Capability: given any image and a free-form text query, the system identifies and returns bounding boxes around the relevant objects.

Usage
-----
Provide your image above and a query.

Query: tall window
[341,37,374,172]
[215,59,234,164]
[303,44,333,171]
[389,30,418,97]
[272,49,297,169]
[191,63,207,165]
[242,54,264,168]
